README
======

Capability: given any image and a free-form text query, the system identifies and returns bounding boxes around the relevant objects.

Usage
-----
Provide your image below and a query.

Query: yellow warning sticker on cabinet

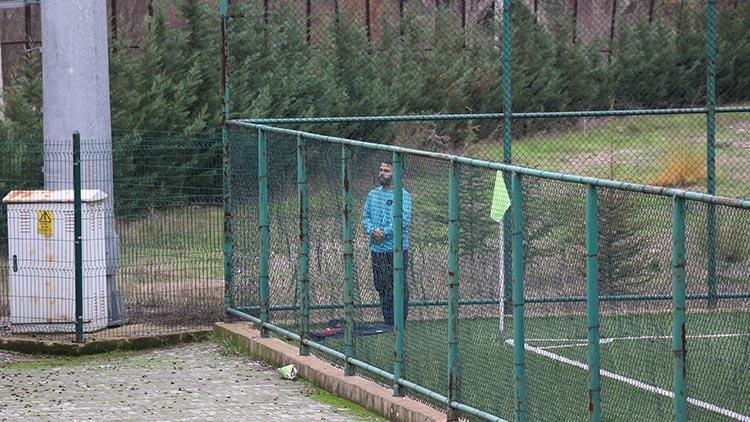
[37,210,53,238]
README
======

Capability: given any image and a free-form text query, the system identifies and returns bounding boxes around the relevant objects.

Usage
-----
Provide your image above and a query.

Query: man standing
[363,158,412,327]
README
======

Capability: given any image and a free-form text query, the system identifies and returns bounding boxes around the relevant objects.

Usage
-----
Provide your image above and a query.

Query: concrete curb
[214,322,446,422]
[0,330,211,356]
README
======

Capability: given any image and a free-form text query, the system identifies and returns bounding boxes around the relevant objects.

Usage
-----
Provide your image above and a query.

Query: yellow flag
[490,171,510,222]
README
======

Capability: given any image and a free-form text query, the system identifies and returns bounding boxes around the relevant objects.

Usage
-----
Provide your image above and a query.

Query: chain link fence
[240,110,750,198]
[0,0,746,418]
[0,132,223,340]
[226,121,750,421]
[224,0,750,195]
[225,0,749,112]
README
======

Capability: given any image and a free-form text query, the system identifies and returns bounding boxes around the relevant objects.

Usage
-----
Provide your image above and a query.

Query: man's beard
[378,176,392,186]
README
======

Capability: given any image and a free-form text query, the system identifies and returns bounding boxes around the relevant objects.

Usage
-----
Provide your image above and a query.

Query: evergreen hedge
[0,0,747,200]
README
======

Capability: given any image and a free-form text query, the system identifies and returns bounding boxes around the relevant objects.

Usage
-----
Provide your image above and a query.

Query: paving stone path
[0,343,378,421]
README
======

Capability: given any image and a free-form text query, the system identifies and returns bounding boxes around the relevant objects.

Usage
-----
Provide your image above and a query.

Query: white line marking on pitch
[505,339,750,421]
[539,342,588,350]
[525,332,750,343]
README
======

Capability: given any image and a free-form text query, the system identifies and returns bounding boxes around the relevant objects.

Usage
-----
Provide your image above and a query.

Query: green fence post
[672,196,688,422]
[258,129,270,338]
[342,144,355,375]
[220,0,229,116]
[73,131,84,343]
[220,0,234,311]
[511,171,526,422]
[447,160,461,421]
[393,151,405,397]
[222,127,234,311]
[501,0,513,311]
[501,0,512,164]
[585,184,601,421]
[298,135,310,356]
[705,0,717,309]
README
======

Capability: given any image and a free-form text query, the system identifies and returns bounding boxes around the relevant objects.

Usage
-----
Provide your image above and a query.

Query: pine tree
[458,168,496,261]
[0,51,43,252]
[595,189,647,295]
[108,1,222,209]
[0,51,42,140]
[717,2,750,104]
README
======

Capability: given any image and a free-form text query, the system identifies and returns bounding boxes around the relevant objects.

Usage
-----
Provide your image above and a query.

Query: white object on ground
[278,364,298,380]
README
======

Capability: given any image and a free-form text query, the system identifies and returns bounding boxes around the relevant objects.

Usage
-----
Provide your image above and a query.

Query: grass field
[303,309,750,421]
[462,112,750,199]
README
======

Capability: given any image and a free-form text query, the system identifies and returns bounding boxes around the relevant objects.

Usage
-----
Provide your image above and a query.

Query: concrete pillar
[41,0,125,325]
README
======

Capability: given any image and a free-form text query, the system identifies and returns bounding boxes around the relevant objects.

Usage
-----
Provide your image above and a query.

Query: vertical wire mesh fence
[112,132,224,336]
[0,132,223,340]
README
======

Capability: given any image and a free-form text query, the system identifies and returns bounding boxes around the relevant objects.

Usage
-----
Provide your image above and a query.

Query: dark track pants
[371,250,409,326]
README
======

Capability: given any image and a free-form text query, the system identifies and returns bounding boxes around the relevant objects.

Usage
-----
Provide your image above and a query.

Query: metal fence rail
[226,120,750,421]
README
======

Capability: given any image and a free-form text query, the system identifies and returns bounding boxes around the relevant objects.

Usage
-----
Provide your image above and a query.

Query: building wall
[0,2,41,92]
[0,0,188,87]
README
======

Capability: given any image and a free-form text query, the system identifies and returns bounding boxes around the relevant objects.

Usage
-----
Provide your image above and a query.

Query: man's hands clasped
[372,227,385,244]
